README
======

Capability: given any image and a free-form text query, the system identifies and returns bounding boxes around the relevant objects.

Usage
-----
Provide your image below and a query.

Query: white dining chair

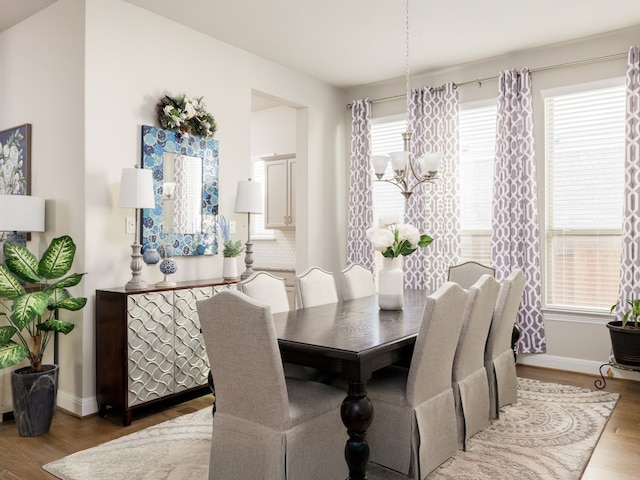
[447,261,496,290]
[197,290,348,480]
[238,271,290,314]
[451,274,501,450]
[341,263,376,300]
[364,282,469,478]
[485,269,526,419]
[295,266,339,308]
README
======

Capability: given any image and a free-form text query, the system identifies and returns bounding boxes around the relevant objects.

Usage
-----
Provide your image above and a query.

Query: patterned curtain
[491,68,545,354]
[347,99,375,272]
[404,84,460,290]
[615,46,640,314]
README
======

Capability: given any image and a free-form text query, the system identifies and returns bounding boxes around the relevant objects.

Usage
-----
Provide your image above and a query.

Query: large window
[370,118,406,222]
[458,103,496,265]
[544,81,625,310]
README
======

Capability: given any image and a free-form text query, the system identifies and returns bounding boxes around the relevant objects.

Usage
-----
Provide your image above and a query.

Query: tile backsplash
[253,229,296,270]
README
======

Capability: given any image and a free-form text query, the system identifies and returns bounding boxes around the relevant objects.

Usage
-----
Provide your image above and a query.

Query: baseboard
[518,353,640,382]
[56,389,98,418]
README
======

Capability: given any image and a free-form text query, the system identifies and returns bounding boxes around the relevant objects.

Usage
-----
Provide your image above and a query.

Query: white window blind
[371,119,406,223]
[544,83,625,310]
[250,157,274,239]
[458,103,496,265]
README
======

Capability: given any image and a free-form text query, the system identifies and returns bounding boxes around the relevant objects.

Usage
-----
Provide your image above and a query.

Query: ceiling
[3,1,640,89]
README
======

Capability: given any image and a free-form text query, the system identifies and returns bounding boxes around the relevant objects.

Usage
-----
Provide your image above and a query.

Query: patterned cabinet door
[127,291,174,407]
[173,287,213,392]
[213,283,237,294]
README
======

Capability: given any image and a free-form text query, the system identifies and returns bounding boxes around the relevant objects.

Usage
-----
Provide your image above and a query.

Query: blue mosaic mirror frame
[140,125,219,256]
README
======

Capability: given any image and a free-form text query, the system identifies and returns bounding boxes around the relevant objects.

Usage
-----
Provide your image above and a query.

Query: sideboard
[95,279,237,426]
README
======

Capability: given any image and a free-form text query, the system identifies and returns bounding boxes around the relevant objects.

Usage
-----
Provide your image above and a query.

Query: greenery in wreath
[157,94,217,138]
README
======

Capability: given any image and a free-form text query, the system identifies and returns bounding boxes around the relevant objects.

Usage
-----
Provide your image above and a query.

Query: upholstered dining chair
[484,269,526,419]
[364,282,468,478]
[197,290,347,480]
[238,270,326,382]
[451,274,501,450]
[238,271,290,314]
[447,261,496,289]
[295,266,339,308]
[341,263,376,300]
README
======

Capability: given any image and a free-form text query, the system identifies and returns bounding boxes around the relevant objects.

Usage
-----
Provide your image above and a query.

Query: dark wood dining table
[272,289,428,480]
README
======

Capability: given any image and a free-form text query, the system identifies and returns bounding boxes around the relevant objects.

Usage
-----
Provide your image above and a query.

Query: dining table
[272,289,428,480]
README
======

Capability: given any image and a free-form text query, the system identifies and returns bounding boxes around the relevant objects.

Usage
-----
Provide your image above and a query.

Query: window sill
[542,307,613,325]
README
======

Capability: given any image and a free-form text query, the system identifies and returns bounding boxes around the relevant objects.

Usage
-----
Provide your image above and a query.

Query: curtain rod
[345,51,627,110]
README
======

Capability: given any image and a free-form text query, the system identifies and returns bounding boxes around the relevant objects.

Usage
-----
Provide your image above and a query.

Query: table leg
[340,381,374,480]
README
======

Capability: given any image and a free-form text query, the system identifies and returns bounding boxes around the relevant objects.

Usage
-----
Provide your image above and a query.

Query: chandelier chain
[405,0,410,132]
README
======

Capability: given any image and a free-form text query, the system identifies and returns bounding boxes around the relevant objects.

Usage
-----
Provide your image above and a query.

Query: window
[371,118,406,223]
[544,81,625,310]
[250,156,275,239]
[458,103,496,265]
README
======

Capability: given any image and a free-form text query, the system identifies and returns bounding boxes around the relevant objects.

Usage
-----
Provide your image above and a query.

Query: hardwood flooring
[0,365,638,479]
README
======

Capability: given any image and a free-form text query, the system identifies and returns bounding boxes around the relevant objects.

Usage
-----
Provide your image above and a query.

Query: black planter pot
[10,364,59,437]
[607,321,640,366]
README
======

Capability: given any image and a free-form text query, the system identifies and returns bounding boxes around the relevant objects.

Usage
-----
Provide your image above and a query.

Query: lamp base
[240,241,255,280]
[125,242,148,290]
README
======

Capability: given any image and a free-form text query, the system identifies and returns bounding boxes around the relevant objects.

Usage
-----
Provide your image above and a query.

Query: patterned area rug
[43,378,619,480]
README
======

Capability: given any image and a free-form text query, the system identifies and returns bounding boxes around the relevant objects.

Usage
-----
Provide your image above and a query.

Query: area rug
[43,378,619,480]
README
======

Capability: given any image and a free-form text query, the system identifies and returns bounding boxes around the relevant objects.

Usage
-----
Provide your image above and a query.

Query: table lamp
[0,194,46,246]
[118,167,155,290]
[234,178,263,280]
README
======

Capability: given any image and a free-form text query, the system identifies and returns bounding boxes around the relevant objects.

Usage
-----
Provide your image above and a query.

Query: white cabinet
[265,154,296,229]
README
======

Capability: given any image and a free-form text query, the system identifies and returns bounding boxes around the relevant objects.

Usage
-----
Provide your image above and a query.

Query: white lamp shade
[118,168,155,209]
[0,195,45,232]
[371,155,390,175]
[418,152,443,173]
[234,180,263,214]
[389,151,409,171]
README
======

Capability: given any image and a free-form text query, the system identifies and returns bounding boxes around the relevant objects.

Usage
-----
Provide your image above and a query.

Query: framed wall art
[0,123,31,195]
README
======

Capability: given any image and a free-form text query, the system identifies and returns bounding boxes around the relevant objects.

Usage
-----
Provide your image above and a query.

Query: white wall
[0,0,87,413]
[346,25,640,381]
[1,0,348,416]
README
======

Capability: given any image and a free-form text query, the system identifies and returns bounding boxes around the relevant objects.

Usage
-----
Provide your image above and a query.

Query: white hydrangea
[397,223,420,247]
[366,226,395,251]
[378,211,402,227]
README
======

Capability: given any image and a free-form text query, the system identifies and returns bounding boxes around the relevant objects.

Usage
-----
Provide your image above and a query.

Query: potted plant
[217,215,244,280]
[0,235,86,436]
[608,298,640,366]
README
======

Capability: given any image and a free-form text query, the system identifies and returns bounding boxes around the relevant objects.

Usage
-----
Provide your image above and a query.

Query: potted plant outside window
[217,216,244,280]
[608,299,640,366]
[0,235,86,436]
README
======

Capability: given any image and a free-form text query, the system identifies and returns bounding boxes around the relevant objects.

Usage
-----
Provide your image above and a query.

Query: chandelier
[371,0,442,200]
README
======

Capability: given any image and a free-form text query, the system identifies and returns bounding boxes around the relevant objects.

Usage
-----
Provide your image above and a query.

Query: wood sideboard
[95,279,237,426]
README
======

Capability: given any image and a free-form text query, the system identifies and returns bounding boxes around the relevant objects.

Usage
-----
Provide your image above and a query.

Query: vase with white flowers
[217,215,244,280]
[366,213,433,310]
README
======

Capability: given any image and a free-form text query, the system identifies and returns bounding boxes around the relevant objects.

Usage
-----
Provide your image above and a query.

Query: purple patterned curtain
[404,84,460,290]
[615,46,640,314]
[491,68,545,354]
[347,99,375,272]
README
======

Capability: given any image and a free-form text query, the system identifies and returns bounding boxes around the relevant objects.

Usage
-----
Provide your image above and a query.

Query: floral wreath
[157,94,217,138]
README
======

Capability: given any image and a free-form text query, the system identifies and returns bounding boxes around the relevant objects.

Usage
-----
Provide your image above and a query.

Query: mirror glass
[140,125,219,256]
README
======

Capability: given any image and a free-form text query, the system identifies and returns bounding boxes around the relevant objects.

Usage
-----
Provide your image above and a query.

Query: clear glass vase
[378,256,404,310]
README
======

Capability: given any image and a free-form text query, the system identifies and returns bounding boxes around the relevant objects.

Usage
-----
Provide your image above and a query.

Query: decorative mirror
[140,125,219,256]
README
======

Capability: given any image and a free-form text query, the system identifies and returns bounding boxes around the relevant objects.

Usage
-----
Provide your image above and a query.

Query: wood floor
[0,365,638,480]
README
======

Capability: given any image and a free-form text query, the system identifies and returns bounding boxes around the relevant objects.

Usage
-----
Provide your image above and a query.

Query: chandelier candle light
[371,0,443,200]
[367,213,433,309]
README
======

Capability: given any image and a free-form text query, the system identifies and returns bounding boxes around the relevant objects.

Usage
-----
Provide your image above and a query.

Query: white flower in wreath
[184,97,197,119]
